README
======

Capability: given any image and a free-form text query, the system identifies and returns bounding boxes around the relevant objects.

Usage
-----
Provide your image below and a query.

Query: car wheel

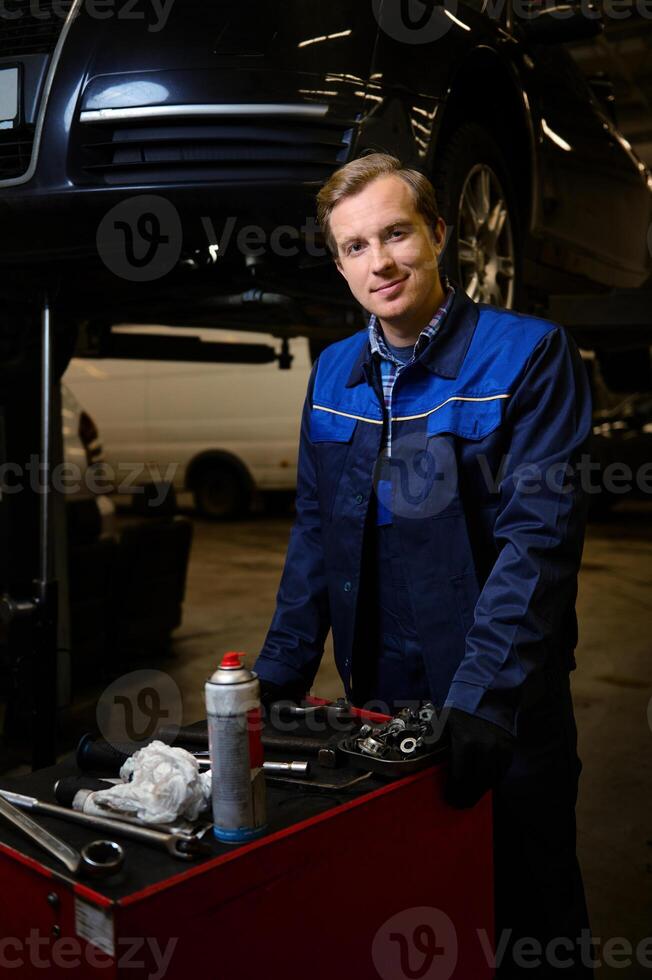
[434,122,522,309]
[193,462,250,520]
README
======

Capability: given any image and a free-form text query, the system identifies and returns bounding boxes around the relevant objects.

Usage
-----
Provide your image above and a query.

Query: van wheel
[193,463,250,519]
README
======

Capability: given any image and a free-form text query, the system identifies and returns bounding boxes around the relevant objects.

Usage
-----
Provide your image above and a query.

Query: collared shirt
[367,277,456,456]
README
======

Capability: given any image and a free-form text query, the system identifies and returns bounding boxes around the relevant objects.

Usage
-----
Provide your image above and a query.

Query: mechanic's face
[330,174,446,340]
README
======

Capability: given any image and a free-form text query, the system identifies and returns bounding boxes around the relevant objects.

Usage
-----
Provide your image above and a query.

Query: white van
[63,327,312,517]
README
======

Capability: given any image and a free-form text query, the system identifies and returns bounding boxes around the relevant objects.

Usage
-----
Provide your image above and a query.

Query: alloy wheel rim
[457,163,515,308]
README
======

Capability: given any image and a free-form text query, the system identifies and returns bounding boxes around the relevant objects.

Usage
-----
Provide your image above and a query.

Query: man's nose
[370,243,394,274]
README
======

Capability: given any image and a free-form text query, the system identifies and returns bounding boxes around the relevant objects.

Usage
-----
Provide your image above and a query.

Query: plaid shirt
[368,279,456,456]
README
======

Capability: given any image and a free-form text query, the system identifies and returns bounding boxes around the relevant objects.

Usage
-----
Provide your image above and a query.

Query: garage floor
[2,498,651,976]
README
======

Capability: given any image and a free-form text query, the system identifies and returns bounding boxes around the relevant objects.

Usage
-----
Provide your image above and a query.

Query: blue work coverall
[255,283,593,974]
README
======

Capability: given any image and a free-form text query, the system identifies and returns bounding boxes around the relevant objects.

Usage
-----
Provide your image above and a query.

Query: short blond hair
[316,152,440,258]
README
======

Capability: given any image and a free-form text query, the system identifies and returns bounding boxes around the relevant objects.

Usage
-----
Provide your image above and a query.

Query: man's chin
[369,297,408,320]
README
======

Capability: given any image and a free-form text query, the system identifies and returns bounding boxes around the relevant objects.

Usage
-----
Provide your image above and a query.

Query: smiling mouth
[372,276,407,293]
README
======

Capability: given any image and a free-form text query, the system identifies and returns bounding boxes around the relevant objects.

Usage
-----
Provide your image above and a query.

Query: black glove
[444,707,515,809]
[258,678,307,710]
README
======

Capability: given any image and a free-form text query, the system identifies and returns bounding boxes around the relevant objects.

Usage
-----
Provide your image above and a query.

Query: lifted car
[0,0,651,346]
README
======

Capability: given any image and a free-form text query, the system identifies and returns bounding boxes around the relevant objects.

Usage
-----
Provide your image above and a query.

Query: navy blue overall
[351,519,430,712]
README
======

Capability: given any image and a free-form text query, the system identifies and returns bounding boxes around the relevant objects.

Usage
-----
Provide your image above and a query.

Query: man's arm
[253,360,331,698]
[444,324,593,737]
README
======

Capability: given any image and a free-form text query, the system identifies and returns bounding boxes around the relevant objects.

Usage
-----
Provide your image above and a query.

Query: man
[254,153,593,975]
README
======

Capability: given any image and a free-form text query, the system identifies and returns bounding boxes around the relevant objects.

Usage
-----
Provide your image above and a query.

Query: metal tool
[262,761,310,775]
[268,699,353,722]
[348,704,441,762]
[191,753,311,778]
[53,778,214,837]
[0,793,124,877]
[0,790,211,861]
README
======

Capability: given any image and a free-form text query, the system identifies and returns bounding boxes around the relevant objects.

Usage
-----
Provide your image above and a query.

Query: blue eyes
[347,229,405,255]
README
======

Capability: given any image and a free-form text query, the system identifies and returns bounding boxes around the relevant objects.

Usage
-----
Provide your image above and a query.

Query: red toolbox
[0,720,494,979]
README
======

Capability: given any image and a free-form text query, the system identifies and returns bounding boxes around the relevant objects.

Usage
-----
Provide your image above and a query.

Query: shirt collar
[367,275,455,367]
[346,279,480,388]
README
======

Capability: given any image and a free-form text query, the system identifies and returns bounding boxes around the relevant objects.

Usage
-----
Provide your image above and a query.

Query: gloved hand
[444,707,515,809]
[258,678,307,710]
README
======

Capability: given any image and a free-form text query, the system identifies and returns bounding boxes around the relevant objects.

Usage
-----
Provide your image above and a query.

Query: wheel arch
[432,48,538,236]
[185,450,255,493]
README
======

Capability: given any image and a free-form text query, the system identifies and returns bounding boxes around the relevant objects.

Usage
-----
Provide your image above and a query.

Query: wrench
[0,793,124,877]
[0,789,211,861]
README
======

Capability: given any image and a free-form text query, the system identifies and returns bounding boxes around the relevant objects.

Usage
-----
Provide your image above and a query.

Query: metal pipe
[32,291,58,770]
[38,293,52,594]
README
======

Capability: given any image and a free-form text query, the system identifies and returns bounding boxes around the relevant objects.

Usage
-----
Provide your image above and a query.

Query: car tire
[433,122,523,309]
[193,462,251,520]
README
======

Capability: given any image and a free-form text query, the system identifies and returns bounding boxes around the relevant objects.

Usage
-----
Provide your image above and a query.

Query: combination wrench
[0,789,211,861]
[0,793,124,877]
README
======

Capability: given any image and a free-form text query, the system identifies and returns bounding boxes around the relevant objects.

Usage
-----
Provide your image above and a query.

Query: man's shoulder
[473,304,570,367]
[318,329,369,365]
[476,303,561,347]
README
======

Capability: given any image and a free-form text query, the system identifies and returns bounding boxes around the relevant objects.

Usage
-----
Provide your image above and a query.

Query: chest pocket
[310,408,358,443]
[425,395,507,439]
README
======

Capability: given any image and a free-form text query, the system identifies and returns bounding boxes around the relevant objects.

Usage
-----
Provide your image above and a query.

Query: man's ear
[433,216,447,254]
[335,257,346,278]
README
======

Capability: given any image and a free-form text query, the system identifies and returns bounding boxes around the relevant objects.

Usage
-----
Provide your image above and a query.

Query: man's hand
[444,707,515,809]
[258,678,307,710]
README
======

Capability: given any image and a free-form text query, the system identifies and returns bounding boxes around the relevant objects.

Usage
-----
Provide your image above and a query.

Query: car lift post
[0,292,58,770]
[33,292,58,770]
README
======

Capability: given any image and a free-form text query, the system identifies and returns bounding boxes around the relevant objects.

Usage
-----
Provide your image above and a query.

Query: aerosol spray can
[205,652,266,842]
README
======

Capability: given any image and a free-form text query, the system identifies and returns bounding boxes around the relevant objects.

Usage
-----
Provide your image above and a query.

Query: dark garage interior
[0,1,651,977]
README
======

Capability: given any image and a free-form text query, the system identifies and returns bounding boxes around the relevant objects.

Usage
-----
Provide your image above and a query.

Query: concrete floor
[164,499,652,977]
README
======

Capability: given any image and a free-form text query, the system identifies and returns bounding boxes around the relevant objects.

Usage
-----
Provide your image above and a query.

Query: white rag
[92,741,212,825]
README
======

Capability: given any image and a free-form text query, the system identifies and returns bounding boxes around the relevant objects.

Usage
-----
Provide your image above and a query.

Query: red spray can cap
[220,651,245,669]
